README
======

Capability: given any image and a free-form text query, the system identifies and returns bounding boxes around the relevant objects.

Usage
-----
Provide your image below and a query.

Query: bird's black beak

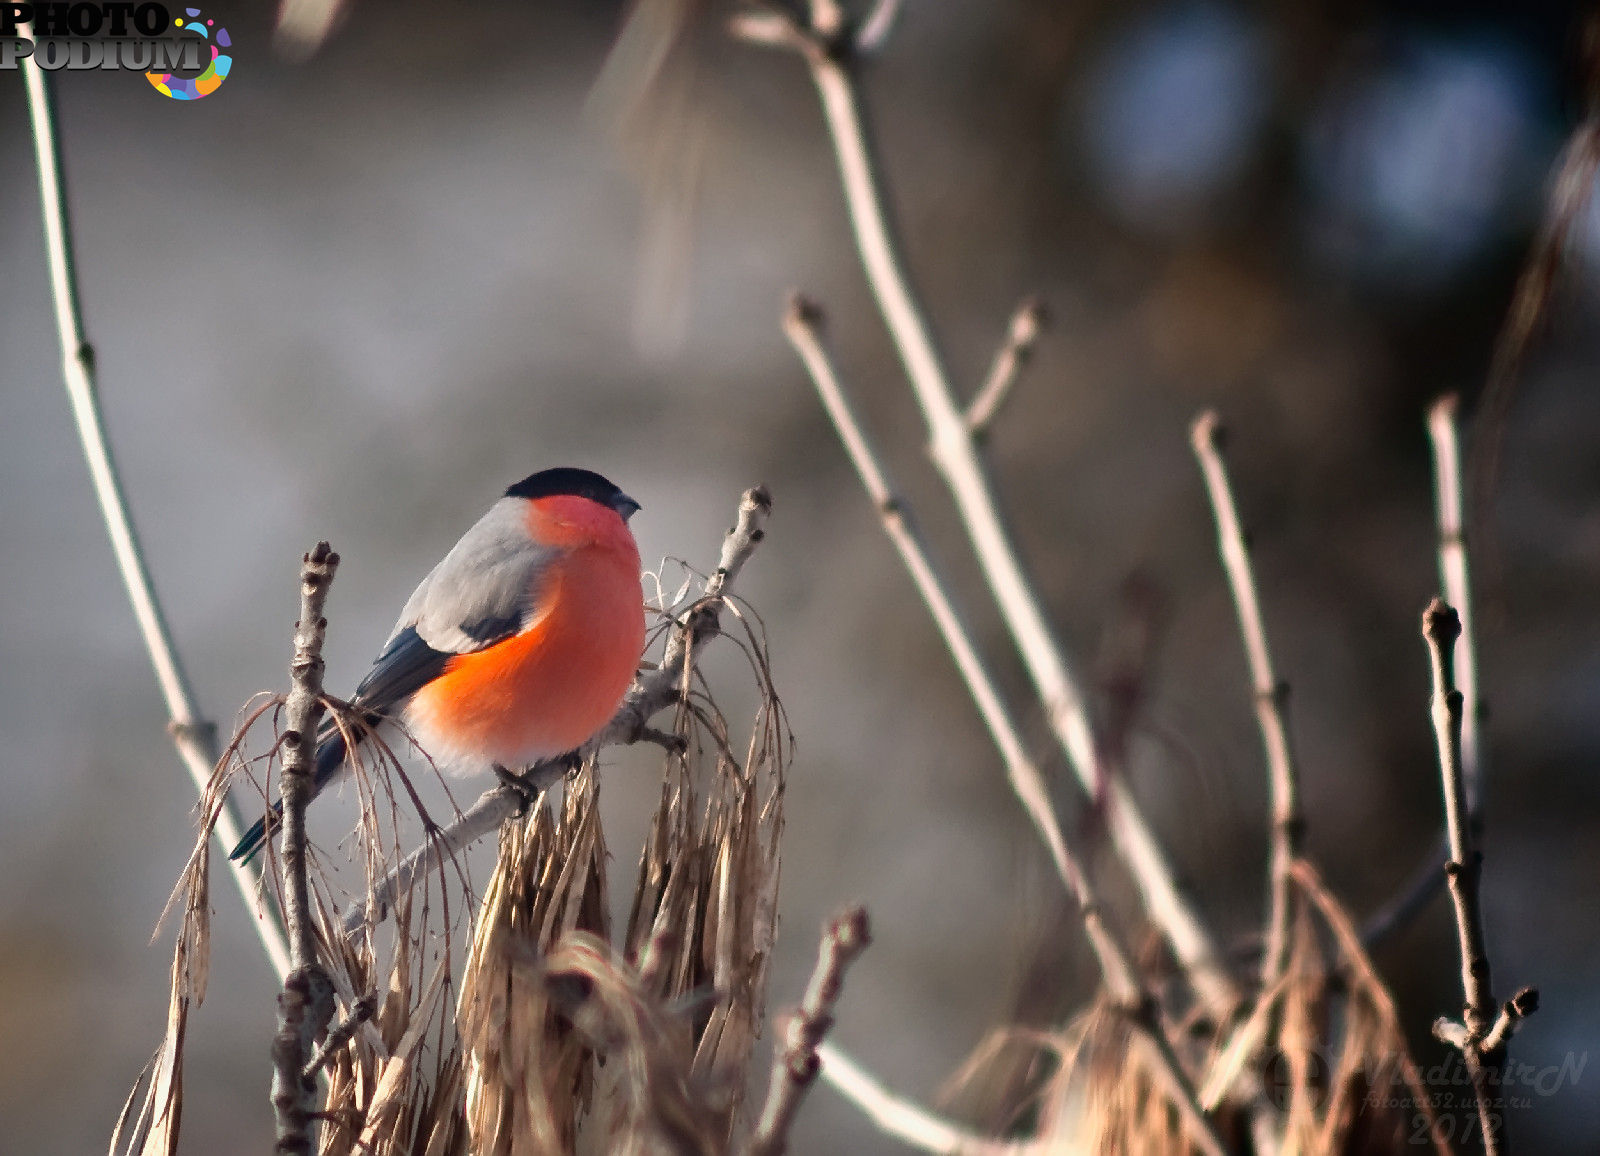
[612,493,642,522]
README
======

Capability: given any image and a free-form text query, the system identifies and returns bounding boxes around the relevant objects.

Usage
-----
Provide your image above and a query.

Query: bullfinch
[231,467,646,863]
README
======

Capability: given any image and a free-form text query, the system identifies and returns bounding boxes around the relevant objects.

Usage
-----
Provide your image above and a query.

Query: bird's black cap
[505,467,640,519]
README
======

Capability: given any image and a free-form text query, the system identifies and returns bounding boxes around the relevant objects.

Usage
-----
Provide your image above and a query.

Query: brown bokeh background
[1,2,1596,1152]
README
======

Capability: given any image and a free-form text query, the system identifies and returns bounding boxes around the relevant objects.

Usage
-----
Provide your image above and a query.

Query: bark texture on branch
[1423,599,1534,1156]
[271,544,340,1155]
[749,907,872,1156]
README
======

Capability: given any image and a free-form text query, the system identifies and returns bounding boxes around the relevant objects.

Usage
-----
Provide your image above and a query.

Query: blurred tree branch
[20,27,291,980]
[1422,599,1535,1156]
[965,298,1045,440]
[731,0,1241,1026]
[782,297,1228,1156]
[1364,397,1486,949]
[1190,412,1303,996]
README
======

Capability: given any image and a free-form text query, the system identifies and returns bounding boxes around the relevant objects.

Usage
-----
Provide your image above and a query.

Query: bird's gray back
[389,497,562,655]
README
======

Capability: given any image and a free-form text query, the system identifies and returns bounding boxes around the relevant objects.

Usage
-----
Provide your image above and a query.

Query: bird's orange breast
[405,537,644,770]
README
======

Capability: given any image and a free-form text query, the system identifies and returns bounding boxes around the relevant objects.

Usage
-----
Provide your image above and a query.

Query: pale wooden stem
[738,9,1238,1023]
[1363,397,1487,949]
[20,36,290,980]
[750,907,872,1156]
[817,1042,1044,1155]
[783,299,1227,1156]
[1423,599,1531,1156]
[1428,395,1483,814]
[271,544,340,1155]
[1190,412,1302,993]
[965,298,1044,437]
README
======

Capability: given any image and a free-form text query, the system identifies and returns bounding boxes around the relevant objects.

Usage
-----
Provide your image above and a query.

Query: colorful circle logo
[146,7,231,100]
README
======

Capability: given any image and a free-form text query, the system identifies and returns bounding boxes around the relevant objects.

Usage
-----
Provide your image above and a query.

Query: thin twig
[965,298,1045,438]
[1469,97,1600,601]
[854,0,904,53]
[1429,397,1484,815]
[783,299,1227,1156]
[737,4,1239,1023]
[750,906,872,1156]
[816,1043,1045,1155]
[1363,397,1485,948]
[300,994,376,1081]
[1423,599,1532,1156]
[20,28,291,981]
[1190,412,1302,994]
[338,486,774,937]
[271,544,340,1155]
[340,780,537,936]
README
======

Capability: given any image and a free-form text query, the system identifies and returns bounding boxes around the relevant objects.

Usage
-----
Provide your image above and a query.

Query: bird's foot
[493,764,541,815]
[635,726,688,757]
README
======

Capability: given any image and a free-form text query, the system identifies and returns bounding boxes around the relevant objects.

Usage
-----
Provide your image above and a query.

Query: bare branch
[599,484,773,746]
[338,486,774,938]
[1470,109,1600,594]
[300,994,376,1081]
[855,0,904,54]
[274,0,348,60]
[20,25,290,980]
[782,299,1227,1156]
[1363,396,1485,949]
[743,14,1239,1020]
[1190,412,1302,995]
[729,10,811,52]
[1480,987,1540,1055]
[816,1042,1045,1155]
[1429,395,1485,817]
[965,298,1045,438]
[271,544,341,1154]
[750,907,872,1156]
[340,781,535,937]
[807,0,846,41]
[1423,599,1533,1156]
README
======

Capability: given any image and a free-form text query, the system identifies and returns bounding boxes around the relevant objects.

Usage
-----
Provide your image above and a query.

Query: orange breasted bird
[231,467,646,863]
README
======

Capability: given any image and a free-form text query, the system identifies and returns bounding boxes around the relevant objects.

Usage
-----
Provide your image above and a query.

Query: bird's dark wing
[232,498,564,864]
[350,626,452,711]
[353,497,563,710]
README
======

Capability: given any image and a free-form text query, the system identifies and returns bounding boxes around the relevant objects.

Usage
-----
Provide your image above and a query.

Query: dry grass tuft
[458,766,612,1154]
[935,858,1447,1156]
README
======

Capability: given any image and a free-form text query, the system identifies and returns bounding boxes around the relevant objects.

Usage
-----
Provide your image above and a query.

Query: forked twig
[966,298,1045,438]
[750,907,872,1156]
[735,0,1239,1024]
[1422,599,1535,1156]
[783,299,1227,1156]
[20,28,290,980]
[1190,412,1303,993]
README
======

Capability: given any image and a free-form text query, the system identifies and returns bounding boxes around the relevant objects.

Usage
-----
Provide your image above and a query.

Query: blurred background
[2,0,1597,1151]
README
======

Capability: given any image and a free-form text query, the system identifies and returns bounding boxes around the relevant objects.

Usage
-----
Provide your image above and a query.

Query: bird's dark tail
[229,723,355,864]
